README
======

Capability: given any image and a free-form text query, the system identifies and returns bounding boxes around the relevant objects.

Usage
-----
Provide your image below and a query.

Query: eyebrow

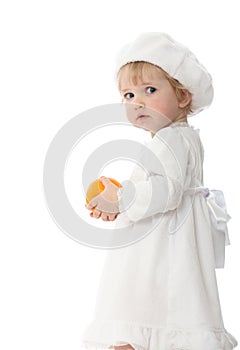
[121,82,156,92]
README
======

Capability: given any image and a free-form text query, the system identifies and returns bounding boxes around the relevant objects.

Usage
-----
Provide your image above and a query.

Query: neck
[151,117,189,138]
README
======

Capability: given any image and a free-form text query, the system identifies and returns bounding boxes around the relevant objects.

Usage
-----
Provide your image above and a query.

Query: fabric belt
[184,185,231,269]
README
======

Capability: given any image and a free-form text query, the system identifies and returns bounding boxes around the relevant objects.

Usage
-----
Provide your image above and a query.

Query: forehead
[119,63,165,90]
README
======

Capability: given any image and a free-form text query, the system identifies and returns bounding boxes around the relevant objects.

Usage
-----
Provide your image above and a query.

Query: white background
[1,0,239,349]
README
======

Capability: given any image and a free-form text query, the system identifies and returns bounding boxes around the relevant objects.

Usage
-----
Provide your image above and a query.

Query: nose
[133,99,145,110]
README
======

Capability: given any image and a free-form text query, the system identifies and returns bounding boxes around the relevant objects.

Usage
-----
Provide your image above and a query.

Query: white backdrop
[0,0,239,349]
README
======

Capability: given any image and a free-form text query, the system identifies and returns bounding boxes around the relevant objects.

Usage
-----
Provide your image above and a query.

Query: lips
[137,114,150,120]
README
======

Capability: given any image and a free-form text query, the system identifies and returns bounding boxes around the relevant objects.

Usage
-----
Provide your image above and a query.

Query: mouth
[136,114,150,120]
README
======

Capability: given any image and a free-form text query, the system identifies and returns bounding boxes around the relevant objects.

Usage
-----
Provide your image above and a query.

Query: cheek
[124,103,137,122]
[150,95,179,114]
[148,98,169,114]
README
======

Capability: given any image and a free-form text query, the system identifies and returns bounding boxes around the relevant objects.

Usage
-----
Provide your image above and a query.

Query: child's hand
[89,210,119,221]
[85,176,120,222]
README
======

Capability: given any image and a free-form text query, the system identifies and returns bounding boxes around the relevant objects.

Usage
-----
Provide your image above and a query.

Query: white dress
[81,122,238,350]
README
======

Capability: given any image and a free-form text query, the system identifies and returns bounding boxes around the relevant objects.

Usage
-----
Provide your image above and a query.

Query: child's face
[119,65,186,136]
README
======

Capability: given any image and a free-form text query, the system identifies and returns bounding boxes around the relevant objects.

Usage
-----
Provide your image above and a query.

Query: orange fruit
[85,177,122,213]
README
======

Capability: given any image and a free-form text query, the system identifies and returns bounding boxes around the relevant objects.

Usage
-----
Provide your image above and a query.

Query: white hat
[115,32,214,116]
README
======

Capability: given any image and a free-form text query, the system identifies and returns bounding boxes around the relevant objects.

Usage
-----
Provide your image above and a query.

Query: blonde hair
[117,61,193,116]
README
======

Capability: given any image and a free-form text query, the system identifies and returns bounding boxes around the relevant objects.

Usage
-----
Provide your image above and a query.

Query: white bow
[180,184,231,269]
[204,189,231,268]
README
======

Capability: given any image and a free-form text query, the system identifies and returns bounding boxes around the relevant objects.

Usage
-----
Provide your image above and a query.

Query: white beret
[115,32,214,116]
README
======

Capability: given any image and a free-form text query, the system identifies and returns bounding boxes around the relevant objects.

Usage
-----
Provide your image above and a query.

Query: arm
[117,127,190,223]
[117,174,184,222]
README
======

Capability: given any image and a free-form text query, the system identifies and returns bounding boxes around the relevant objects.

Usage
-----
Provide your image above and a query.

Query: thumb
[87,196,98,209]
[100,176,112,187]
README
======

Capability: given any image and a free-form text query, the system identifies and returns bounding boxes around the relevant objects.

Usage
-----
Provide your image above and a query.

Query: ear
[178,90,192,108]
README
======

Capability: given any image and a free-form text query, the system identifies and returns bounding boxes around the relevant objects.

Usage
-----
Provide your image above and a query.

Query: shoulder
[150,125,190,153]
[157,124,203,147]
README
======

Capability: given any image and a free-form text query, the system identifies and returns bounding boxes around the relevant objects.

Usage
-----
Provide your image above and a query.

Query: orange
[85,177,122,213]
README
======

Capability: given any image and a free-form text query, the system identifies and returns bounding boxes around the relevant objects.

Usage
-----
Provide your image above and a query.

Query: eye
[146,87,156,94]
[123,92,134,100]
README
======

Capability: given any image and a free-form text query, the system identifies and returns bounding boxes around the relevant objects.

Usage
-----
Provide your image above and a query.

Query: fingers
[101,213,109,222]
[86,200,119,221]
[108,213,119,221]
[90,211,118,222]
[101,213,119,221]
[92,208,102,219]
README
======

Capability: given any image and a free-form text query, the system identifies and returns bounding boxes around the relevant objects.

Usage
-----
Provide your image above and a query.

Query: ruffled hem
[80,319,238,350]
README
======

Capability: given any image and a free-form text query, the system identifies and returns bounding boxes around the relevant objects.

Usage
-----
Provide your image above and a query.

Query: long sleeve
[117,126,190,223]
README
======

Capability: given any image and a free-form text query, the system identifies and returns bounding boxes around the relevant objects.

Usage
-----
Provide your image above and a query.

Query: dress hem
[81,319,238,350]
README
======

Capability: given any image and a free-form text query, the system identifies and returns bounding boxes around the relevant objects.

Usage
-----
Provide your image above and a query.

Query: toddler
[82,33,238,350]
